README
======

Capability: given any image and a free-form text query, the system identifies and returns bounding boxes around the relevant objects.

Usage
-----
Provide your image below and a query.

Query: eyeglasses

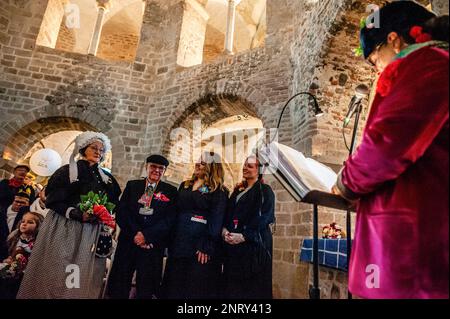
[367,42,385,67]
[149,164,166,172]
[88,146,105,154]
[14,199,29,206]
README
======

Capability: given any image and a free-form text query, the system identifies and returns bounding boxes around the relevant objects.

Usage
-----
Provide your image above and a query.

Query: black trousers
[106,239,164,299]
[162,256,221,299]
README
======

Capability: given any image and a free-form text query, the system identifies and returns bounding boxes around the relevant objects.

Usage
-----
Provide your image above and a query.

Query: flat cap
[146,154,169,167]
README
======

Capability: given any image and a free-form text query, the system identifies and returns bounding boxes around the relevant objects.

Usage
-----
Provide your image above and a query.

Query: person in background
[6,188,32,234]
[0,211,44,299]
[332,2,448,298]
[162,152,228,299]
[107,155,178,299]
[0,165,32,209]
[0,188,31,261]
[222,155,275,299]
[29,185,49,218]
[23,173,38,199]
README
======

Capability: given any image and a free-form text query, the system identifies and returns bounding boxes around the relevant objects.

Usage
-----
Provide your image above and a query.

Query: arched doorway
[162,94,264,189]
[1,117,112,184]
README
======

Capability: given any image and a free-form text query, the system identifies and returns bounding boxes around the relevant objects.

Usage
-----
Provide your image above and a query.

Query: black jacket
[116,179,178,249]
[45,160,121,218]
[0,179,17,209]
[169,182,228,258]
[223,181,275,253]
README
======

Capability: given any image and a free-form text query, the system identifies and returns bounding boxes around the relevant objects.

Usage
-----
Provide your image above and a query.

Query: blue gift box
[299,238,351,271]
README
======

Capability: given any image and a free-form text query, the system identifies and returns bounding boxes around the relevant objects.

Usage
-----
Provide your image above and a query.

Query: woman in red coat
[334,2,449,298]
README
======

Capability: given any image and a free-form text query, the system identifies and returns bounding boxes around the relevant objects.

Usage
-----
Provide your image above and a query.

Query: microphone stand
[272,92,323,300]
[344,100,363,300]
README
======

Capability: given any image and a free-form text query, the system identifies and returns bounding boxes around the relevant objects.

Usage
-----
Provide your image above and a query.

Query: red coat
[340,45,449,298]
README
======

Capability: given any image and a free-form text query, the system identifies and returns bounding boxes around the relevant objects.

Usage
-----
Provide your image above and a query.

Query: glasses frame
[367,42,386,67]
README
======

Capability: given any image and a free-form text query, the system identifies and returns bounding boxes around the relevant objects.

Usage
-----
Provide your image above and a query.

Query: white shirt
[30,198,49,218]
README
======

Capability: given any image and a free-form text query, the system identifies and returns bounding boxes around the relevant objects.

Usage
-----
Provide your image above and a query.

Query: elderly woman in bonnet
[17,132,121,299]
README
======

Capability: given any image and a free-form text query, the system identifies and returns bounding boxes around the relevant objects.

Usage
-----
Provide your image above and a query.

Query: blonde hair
[185,152,226,192]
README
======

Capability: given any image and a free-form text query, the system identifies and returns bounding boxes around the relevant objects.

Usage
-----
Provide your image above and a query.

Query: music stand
[302,191,353,299]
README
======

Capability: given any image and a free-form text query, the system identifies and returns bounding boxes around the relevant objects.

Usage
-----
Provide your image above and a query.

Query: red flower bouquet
[79,191,116,230]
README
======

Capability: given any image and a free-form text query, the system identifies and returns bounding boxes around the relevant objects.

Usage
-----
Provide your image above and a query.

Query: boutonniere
[153,192,170,202]
[376,58,402,97]
[235,181,246,192]
[198,185,210,194]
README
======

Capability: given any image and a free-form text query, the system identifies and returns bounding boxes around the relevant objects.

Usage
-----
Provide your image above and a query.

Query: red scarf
[8,178,23,188]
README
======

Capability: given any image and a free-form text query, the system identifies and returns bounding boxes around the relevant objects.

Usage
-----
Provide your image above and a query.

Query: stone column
[224,0,241,55]
[88,0,111,56]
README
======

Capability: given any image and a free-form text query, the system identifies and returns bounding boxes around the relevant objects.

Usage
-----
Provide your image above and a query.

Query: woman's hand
[134,231,146,246]
[331,184,341,196]
[82,212,98,223]
[225,232,245,245]
[222,227,230,239]
[196,251,210,264]
[332,184,358,209]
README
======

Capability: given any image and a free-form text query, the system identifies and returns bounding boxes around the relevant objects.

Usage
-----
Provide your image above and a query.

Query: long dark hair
[360,1,448,58]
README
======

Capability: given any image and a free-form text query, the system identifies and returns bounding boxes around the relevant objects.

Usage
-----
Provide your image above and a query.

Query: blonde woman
[162,152,228,299]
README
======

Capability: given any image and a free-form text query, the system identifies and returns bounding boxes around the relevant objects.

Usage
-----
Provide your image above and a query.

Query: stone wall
[431,0,449,15]
[55,17,76,52]
[97,33,140,62]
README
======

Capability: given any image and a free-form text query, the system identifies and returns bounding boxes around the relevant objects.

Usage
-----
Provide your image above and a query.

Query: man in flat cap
[107,154,178,299]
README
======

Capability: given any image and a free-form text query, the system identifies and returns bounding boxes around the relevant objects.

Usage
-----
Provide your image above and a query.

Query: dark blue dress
[162,182,228,299]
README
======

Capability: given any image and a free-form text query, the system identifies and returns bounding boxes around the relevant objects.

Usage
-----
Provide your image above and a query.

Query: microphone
[344,84,370,126]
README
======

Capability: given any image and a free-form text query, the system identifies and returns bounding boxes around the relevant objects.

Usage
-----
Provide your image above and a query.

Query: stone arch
[2,117,96,164]
[161,93,264,187]
[97,1,145,62]
[0,99,127,185]
[162,80,271,141]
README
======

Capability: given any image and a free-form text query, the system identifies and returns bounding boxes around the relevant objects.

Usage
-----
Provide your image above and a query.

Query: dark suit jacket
[116,179,178,249]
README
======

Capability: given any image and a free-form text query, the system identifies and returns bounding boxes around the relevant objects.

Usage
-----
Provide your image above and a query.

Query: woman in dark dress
[162,152,228,299]
[17,132,121,299]
[222,155,275,299]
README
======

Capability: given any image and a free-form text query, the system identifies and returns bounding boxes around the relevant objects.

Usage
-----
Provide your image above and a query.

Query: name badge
[139,207,154,216]
[191,216,207,225]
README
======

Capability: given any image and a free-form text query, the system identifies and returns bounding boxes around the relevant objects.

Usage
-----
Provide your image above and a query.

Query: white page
[264,142,337,193]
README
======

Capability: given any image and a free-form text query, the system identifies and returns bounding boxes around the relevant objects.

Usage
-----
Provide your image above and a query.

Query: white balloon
[30,149,62,177]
